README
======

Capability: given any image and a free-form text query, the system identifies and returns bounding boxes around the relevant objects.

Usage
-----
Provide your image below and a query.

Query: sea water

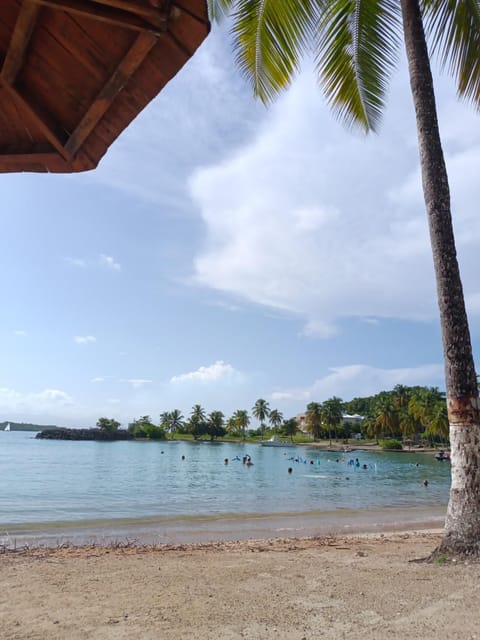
[0,431,451,544]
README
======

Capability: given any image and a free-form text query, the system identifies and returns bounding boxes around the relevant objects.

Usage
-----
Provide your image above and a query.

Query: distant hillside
[0,421,60,432]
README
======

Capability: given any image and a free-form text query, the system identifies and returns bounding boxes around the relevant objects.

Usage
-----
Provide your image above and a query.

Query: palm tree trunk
[400,0,480,554]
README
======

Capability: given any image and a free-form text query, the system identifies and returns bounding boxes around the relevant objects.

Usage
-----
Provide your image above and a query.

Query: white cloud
[0,387,74,413]
[170,360,240,384]
[91,377,105,383]
[188,61,480,336]
[121,379,152,389]
[33,389,74,405]
[74,335,97,344]
[271,363,445,406]
[65,257,87,268]
[13,330,27,336]
[99,254,121,271]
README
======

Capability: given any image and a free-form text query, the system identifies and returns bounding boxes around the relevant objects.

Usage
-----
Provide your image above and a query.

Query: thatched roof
[0,1,210,173]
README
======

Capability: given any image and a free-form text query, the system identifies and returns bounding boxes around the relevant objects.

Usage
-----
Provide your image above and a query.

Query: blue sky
[1,23,480,428]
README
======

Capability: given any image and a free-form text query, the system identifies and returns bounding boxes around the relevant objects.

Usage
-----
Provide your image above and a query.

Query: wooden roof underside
[0,0,210,172]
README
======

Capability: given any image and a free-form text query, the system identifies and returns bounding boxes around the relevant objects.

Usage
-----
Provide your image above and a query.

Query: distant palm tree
[410,388,448,445]
[283,417,298,442]
[225,415,239,435]
[234,409,250,441]
[374,395,398,441]
[305,402,322,440]
[191,404,207,422]
[268,409,284,433]
[160,411,171,433]
[425,402,449,445]
[169,409,184,439]
[399,410,421,443]
[208,410,226,441]
[321,396,343,444]
[393,385,411,411]
[188,404,208,440]
[252,398,270,437]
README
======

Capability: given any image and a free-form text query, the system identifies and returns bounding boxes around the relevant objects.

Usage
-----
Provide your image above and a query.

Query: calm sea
[0,431,451,545]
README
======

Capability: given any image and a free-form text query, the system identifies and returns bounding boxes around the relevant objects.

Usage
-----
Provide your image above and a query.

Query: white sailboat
[4,423,10,431]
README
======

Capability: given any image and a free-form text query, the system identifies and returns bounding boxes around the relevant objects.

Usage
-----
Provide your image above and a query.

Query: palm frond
[423,0,480,107]
[230,0,317,104]
[207,0,235,22]
[316,0,401,132]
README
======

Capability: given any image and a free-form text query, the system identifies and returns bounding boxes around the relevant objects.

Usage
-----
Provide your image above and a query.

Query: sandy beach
[2,530,479,640]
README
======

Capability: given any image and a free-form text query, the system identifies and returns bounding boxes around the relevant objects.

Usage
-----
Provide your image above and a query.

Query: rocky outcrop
[35,428,133,441]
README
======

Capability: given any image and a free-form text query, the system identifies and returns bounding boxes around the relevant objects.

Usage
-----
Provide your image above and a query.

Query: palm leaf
[230,0,317,104]
[207,0,235,21]
[316,0,401,132]
[423,0,480,107]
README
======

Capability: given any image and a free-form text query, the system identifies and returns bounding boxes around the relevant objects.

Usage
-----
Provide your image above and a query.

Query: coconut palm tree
[410,387,448,445]
[283,417,299,442]
[321,396,344,444]
[188,404,208,440]
[209,0,480,555]
[252,398,270,437]
[375,393,399,440]
[169,409,185,439]
[268,408,284,433]
[305,402,323,440]
[225,415,239,435]
[233,409,250,441]
[399,409,422,443]
[159,411,171,433]
[207,410,226,440]
[425,401,449,445]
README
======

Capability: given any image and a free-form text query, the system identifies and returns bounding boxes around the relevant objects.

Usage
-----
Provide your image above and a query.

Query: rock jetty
[36,428,133,441]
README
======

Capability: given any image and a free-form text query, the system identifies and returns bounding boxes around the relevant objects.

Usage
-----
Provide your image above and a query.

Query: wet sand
[1,505,447,548]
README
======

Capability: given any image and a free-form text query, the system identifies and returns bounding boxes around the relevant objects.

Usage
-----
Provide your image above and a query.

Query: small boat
[435,451,450,462]
[3,422,10,431]
[261,436,295,448]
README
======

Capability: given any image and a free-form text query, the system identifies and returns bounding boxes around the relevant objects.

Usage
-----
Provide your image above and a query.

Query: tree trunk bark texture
[400,0,480,554]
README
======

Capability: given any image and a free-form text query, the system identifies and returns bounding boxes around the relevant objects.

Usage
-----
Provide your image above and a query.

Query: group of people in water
[224,455,253,466]
[181,450,430,486]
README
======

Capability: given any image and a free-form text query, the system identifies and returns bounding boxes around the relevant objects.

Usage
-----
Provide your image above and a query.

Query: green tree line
[97,386,448,445]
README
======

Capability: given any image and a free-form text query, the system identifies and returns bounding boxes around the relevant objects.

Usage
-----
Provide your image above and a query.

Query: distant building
[341,413,364,427]
[296,412,364,434]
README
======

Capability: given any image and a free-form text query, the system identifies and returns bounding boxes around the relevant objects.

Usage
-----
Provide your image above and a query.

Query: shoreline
[0,505,447,550]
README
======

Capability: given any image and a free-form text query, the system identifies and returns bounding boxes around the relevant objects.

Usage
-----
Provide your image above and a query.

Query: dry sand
[1,531,479,640]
